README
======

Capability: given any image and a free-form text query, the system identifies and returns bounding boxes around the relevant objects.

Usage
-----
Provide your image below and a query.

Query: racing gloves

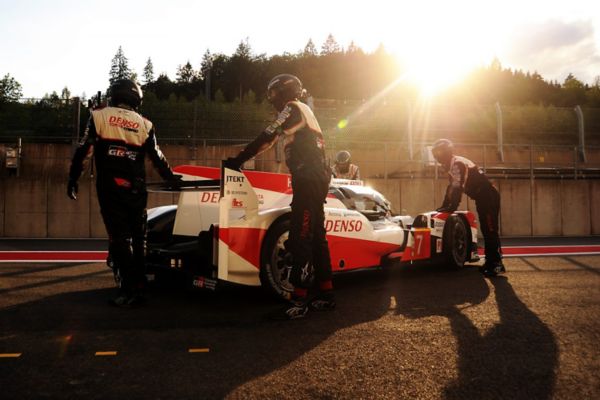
[67,179,78,200]
[223,157,243,171]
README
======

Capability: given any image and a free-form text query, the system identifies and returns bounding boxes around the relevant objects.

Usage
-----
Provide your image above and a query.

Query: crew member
[332,150,360,180]
[225,74,335,319]
[67,79,179,306]
[431,138,505,277]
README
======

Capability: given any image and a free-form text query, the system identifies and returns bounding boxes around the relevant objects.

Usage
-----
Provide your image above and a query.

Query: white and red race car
[146,165,479,299]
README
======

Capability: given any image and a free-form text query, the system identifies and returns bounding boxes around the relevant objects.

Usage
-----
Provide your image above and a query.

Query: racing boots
[108,288,147,308]
[309,291,336,311]
[481,260,506,277]
[270,298,309,320]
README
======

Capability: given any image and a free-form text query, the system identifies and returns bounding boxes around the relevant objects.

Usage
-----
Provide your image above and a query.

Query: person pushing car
[431,138,505,277]
[67,79,179,306]
[225,74,335,319]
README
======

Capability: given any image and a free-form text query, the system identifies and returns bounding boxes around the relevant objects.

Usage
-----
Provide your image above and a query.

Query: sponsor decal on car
[325,219,363,233]
[231,198,244,208]
[200,192,220,203]
[226,175,245,183]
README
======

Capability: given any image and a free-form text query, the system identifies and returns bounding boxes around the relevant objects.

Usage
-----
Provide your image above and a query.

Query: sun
[385,9,500,98]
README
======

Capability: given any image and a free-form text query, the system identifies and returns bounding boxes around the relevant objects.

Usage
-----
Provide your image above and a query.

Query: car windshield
[329,185,394,216]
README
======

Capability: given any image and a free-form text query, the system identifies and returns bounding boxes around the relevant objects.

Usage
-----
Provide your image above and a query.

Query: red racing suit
[233,100,332,290]
[69,106,175,291]
[439,155,502,264]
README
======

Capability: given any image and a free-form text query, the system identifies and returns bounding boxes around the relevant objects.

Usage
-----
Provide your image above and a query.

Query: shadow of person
[443,276,558,400]
[0,268,394,400]
[393,267,558,400]
[0,264,558,399]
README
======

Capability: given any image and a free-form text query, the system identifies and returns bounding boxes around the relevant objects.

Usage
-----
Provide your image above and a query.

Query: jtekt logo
[226,176,244,183]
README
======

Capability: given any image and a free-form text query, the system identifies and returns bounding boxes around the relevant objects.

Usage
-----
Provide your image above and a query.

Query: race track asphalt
[0,251,599,399]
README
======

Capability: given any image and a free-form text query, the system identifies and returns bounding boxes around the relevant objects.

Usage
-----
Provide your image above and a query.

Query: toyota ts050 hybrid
[145,165,480,299]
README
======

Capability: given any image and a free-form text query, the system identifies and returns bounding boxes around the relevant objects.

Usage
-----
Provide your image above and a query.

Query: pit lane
[1,238,599,399]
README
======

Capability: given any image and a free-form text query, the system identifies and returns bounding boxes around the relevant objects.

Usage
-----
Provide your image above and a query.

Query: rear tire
[443,215,468,269]
[260,218,295,300]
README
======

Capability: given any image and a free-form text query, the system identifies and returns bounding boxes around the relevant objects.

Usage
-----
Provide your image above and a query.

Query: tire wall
[0,143,598,237]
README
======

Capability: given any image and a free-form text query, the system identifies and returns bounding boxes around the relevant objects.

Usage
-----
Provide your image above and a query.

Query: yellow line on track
[95,351,117,356]
[188,348,210,353]
[0,353,22,358]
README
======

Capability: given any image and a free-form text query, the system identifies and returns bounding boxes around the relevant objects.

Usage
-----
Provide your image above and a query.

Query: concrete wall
[561,181,591,236]
[592,181,600,235]
[0,142,599,238]
[532,181,562,236]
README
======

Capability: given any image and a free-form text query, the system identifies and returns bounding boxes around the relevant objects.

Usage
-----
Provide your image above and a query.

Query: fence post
[72,97,81,147]
[574,105,586,163]
[495,102,504,163]
[406,101,413,161]
[529,145,534,235]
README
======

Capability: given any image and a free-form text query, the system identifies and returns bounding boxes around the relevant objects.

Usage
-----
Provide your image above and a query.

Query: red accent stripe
[0,251,107,262]
[173,165,291,193]
[478,245,600,256]
[219,227,267,268]
[327,235,401,271]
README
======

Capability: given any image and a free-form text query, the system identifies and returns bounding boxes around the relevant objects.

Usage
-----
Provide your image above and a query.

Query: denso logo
[108,116,140,131]
[200,192,219,203]
[226,175,244,183]
[325,219,363,233]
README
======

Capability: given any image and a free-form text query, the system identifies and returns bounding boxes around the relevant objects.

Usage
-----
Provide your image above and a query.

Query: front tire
[260,218,294,300]
[443,215,469,269]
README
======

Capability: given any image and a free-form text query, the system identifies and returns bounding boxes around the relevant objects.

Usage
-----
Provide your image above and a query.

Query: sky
[1,0,599,98]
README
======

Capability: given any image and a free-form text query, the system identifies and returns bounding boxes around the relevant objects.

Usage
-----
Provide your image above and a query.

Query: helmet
[431,138,454,161]
[335,150,351,165]
[108,79,143,110]
[267,74,304,110]
[335,150,351,173]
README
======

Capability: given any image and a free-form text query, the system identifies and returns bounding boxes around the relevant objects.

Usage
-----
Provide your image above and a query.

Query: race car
[145,165,479,299]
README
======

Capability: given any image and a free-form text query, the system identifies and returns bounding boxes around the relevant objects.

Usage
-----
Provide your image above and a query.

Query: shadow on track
[0,263,557,399]
[394,269,558,400]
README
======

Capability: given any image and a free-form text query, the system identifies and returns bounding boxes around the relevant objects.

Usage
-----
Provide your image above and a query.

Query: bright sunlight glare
[385,5,503,97]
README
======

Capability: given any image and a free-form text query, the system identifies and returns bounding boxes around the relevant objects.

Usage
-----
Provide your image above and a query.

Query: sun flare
[385,8,501,97]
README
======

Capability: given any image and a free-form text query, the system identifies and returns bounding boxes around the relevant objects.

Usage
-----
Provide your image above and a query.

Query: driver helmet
[108,79,143,110]
[431,138,454,163]
[266,74,305,111]
[335,150,352,173]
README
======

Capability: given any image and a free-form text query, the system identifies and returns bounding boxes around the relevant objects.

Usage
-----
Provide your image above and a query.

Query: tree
[143,57,155,84]
[61,87,71,100]
[303,39,317,56]
[200,50,213,79]
[561,73,586,106]
[0,73,23,103]
[321,34,341,55]
[109,46,132,85]
[346,40,361,54]
[176,61,195,83]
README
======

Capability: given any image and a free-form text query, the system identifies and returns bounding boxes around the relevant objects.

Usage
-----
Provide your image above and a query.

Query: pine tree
[321,34,341,55]
[176,61,195,83]
[201,49,213,79]
[303,39,317,56]
[143,57,155,84]
[61,87,71,100]
[109,46,132,84]
[347,41,361,54]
